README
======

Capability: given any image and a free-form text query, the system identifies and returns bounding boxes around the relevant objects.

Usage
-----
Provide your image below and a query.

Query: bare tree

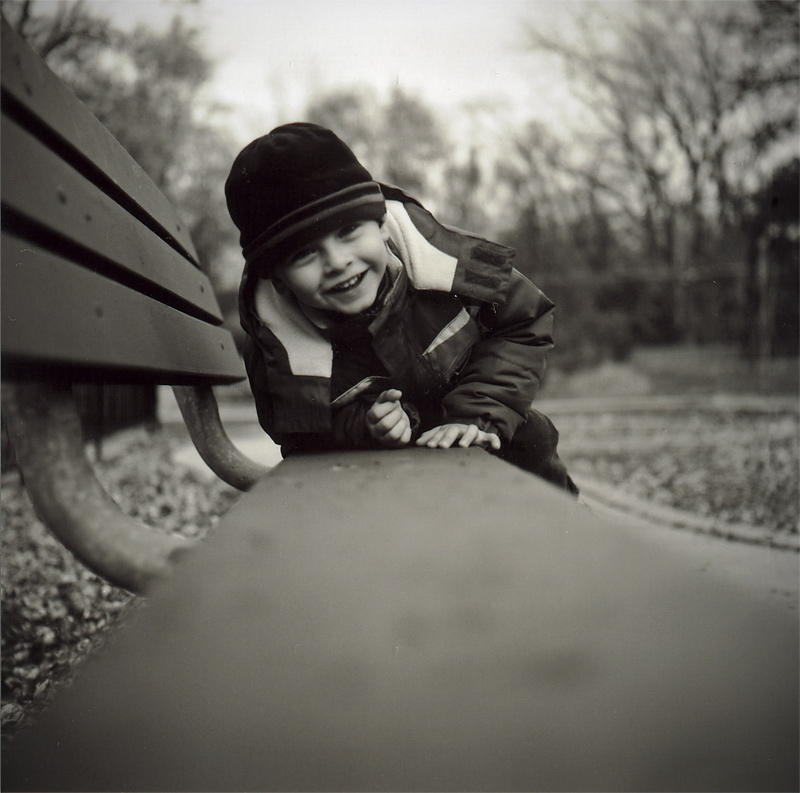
[2,0,111,63]
[523,0,798,351]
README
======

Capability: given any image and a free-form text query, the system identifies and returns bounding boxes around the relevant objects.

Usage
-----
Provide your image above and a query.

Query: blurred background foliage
[3,0,797,380]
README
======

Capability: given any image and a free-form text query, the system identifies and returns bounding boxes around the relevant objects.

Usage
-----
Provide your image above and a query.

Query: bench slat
[2,116,223,323]
[1,232,244,384]
[1,18,199,264]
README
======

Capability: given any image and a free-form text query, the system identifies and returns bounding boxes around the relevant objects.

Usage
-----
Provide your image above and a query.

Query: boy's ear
[379,213,390,241]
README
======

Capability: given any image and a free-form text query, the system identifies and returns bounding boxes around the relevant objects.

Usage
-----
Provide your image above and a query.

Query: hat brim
[245,183,386,276]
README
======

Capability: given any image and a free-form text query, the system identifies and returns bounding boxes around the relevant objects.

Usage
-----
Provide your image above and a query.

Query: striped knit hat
[225,123,386,274]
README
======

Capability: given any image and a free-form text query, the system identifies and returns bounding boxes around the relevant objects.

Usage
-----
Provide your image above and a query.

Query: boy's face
[274,219,391,315]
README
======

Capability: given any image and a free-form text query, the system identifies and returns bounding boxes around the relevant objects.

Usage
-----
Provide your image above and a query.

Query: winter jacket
[238,185,555,453]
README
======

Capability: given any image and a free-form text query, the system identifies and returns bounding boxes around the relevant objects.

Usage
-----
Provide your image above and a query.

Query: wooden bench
[1,18,267,594]
[1,20,797,792]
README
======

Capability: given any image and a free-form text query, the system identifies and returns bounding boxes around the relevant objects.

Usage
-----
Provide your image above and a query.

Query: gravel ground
[2,405,798,742]
[556,407,799,538]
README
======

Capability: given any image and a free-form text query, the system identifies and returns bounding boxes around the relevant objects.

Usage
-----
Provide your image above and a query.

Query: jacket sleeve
[242,335,286,445]
[244,336,413,452]
[441,269,554,443]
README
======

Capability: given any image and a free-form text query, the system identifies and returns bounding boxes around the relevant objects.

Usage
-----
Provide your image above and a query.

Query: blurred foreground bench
[1,18,797,792]
[4,448,798,791]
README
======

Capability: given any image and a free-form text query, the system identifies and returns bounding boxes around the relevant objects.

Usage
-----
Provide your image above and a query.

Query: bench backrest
[1,18,243,385]
[0,20,262,593]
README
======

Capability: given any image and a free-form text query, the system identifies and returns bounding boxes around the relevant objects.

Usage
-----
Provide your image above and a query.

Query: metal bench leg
[171,385,268,491]
[2,380,197,594]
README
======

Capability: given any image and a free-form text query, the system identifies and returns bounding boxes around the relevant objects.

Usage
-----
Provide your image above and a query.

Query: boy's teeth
[332,273,362,292]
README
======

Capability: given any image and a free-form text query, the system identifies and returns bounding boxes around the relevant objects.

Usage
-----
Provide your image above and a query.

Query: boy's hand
[416,423,501,450]
[366,389,412,447]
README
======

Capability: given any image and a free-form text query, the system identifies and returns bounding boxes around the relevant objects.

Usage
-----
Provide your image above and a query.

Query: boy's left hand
[416,423,501,450]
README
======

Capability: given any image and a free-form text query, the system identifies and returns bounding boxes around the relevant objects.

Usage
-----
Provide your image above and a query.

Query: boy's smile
[275,219,391,315]
[326,270,368,294]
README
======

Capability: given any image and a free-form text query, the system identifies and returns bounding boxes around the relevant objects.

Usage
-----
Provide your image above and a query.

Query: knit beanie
[225,123,386,274]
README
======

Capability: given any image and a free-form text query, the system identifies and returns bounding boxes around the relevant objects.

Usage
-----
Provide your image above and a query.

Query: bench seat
[3,448,797,791]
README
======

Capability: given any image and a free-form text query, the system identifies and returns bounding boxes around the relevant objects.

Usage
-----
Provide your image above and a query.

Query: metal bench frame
[2,381,266,592]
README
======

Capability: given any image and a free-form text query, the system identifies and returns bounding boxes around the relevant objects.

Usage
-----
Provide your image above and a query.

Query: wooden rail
[3,448,797,791]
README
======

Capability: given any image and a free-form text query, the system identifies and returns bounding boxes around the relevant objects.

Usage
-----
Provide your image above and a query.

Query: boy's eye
[338,223,362,239]
[288,247,317,266]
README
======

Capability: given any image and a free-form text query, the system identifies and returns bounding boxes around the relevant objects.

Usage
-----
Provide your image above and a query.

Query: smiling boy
[225,123,577,493]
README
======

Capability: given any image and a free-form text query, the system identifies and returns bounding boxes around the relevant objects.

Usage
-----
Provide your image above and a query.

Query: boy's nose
[323,241,351,273]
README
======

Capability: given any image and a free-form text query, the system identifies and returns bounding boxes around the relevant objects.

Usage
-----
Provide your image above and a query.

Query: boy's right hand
[366,389,412,447]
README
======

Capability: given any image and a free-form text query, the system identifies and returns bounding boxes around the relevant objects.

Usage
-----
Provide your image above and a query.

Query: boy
[225,123,578,494]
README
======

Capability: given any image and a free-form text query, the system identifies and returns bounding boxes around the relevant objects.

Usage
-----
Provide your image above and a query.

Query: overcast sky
[83,0,594,146]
